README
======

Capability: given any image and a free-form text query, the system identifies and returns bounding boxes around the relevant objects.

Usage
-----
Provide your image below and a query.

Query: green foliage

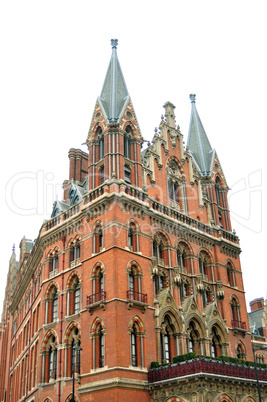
[150,361,160,369]
[173,352,196,363]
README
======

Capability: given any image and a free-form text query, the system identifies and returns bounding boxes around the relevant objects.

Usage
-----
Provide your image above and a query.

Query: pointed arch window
[124,126,132,159]
[65,326,81,377]
[160,316,178,364]
[131,325,138,366]
[96,127,104,160]
[66,275,81,316]
[127,264,147,303]
[42,335,57,383]
[74,281,81,314]
[45,285,58,324]
[227,262,235,287]
[236,341,246,360]
[88,264,106,306]
[129,318,145,368]
[187,322,202,355]
[94,224,103,253]
[230,296,245,329]
[128,222,138,252]
[163,327,171,363]
[91,320,106,370]
[49,255,58,278]
[70,241,80,266]
[210,326,222,357]
[52,292,58,322]
[215,177,222,206]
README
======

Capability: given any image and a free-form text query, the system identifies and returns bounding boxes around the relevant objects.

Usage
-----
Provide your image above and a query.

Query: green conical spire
[187,94,215,177]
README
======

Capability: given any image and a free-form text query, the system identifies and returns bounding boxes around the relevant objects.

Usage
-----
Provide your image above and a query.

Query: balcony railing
[127,290,148,304]
[148,358,267,383]
[87,291,106,305]
[231,319,246,330]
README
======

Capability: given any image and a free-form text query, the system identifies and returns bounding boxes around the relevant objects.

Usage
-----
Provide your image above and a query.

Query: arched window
[230,296,244,329]
[163,327,171,363]
[128,316,145,368]
[49,254,58,278]
[210,326,222,357]
[66,273,81,316]
[74,281,81,314]
[42,334,57,383]
[131,325,138,366]
[88,263,106,305]
[96,127,104,160]
[160,315,178,364]
[52,292,58,322]
[187,321,202,355]
[127,263,146,302]
[128,221,138,252]
[236,341,246,360]
[91,318,106,370]
[94,224,103,253]
[70,240,80,266]
[198,251,212,281]
[227,262,235,287]
[152,235,168,265]
[215,177,221,206]
[65,326,81,377]
[124,126,132,159]
[45,285,59,324]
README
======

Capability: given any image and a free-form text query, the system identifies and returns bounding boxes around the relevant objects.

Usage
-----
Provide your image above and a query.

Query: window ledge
[90,365,108,373]
[43,321,58,330]
[65,312,81,321]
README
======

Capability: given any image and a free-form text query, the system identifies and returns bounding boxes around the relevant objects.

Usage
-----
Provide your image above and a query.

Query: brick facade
[0,40,266,402]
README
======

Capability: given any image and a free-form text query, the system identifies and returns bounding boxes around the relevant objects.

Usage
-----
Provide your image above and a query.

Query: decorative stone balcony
[126,289,148,313]
[231,319,246,330]
[86,291,106,315]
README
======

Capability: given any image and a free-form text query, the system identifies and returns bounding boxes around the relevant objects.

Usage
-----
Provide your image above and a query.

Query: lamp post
[252,342,267,402]
[72,345,82,402]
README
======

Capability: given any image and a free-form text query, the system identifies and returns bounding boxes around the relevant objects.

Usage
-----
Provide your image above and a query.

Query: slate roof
[187,94,215,177]
[98,39,130,123]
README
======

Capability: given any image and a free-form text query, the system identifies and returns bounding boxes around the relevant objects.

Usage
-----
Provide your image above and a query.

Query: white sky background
[0,0,266,317]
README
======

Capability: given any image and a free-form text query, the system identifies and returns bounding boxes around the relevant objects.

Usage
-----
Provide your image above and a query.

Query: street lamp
[72,345,82,402]
[252,343,267,402]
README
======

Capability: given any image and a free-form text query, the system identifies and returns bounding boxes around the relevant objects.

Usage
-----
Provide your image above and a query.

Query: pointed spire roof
[98,39,130,123]
[187,94,215,177]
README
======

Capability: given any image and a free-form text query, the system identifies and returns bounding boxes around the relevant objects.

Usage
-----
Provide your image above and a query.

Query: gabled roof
[98,39,130,123]
[187,94,215,177]
[68,182,86,206]
[51,200,69,218]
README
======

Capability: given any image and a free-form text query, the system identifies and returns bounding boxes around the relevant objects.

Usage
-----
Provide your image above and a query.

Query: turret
[86,40,143,191]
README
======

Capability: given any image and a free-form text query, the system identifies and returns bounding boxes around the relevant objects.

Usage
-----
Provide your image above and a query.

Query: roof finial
[111,39,118,49]
[189,93,196,103]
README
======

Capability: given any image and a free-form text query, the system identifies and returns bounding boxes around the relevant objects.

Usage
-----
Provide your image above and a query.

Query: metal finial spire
[111,39,118,49]
[190,94,196,103]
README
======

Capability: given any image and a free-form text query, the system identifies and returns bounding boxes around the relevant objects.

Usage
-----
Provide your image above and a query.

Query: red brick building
[0,39,267,402]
